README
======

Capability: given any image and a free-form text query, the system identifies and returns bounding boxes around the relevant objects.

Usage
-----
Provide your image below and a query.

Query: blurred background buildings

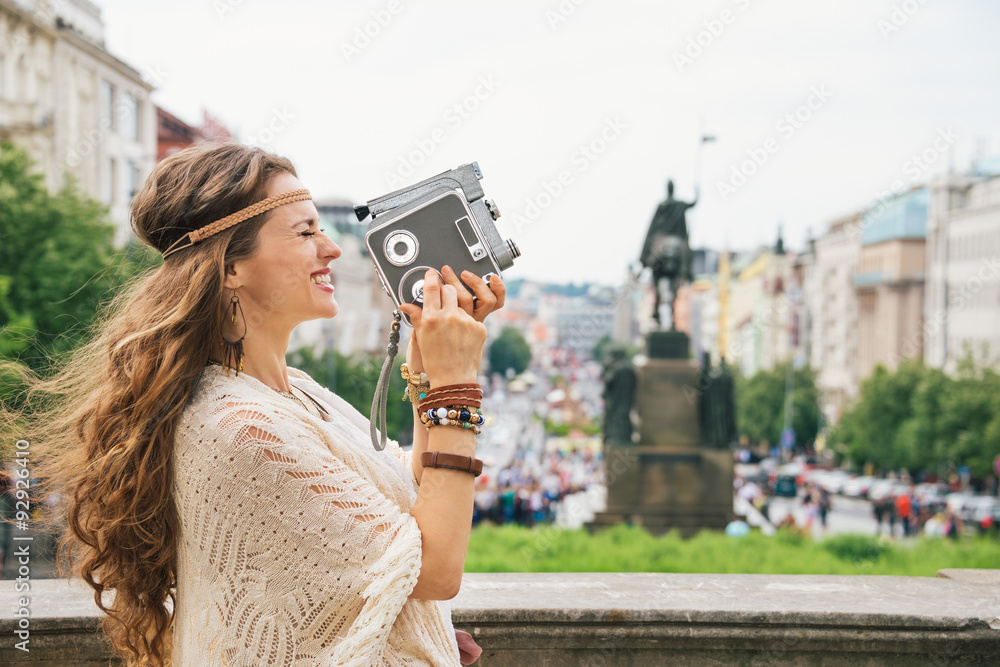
[2,0,999,435]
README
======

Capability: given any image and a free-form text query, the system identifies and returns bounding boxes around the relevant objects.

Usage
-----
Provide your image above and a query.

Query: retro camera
[355,162,520,326]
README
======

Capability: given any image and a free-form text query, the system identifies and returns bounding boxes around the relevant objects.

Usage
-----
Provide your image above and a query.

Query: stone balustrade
[1,570,998,665]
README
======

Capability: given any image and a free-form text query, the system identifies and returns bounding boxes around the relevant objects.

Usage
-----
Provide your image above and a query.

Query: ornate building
[0,0,156,243]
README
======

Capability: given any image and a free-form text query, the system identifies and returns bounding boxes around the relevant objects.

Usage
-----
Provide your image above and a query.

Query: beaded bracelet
[400,363,430,404]
[419,405,485,435]
[422,406,485,424]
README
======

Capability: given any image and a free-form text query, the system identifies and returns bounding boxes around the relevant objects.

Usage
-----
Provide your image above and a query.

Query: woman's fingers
[489,273,506,310]
[441,265,474,316]
[441,283,459,311]
[421,268,441,312]
[399,303,422,330]
[460,270,504,321]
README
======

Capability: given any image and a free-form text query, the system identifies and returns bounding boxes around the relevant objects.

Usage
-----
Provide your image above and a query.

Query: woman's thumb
[399,304,422,328]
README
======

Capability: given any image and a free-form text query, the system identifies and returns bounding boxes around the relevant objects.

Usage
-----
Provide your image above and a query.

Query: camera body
[357,162,520,326]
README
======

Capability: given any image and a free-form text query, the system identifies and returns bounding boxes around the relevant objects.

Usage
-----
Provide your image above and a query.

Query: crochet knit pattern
[170,364,462,666]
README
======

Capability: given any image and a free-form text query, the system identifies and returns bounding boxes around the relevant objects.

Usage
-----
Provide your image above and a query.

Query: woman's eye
[301,228,326,238]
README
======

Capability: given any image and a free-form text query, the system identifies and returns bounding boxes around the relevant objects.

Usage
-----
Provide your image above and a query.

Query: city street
[767,494,879,537]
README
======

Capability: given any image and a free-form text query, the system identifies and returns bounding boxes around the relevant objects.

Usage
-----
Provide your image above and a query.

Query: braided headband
[161,189,312,259]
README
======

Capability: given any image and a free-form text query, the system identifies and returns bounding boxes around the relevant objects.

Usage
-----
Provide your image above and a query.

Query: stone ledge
[1,572,998,665]
[937,568,1000,586]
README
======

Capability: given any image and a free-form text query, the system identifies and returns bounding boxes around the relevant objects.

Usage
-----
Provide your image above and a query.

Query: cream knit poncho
[170,364,463,666]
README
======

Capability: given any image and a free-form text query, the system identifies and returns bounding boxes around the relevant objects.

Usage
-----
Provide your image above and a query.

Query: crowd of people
[871,490,967,539]
[735,474,986,540]
[471,447,602,528]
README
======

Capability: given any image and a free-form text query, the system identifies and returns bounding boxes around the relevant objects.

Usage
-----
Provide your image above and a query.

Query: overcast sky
[96,0,1000,285]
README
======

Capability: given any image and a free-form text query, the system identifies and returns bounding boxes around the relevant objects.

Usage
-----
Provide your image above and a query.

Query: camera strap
[369,310,402,451]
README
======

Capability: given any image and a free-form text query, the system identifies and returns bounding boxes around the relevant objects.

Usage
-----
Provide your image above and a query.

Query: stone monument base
[587,330,734,538]
[588,446,732,537]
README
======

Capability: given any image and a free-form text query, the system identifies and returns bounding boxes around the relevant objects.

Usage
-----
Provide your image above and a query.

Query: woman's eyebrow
[292,217,318,229]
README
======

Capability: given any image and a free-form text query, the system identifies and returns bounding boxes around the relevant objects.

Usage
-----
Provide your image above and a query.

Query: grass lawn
[465,523,1000,576]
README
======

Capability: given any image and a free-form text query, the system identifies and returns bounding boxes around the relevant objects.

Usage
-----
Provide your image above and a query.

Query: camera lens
[384,231,418,266]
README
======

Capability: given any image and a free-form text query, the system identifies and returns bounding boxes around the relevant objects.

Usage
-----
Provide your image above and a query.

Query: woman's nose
[326,241,342,260]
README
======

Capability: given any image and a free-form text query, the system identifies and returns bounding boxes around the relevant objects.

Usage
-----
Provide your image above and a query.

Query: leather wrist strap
[420,451,483,477]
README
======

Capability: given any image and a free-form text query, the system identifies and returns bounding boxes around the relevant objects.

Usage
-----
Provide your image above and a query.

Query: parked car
[869,480,910,502]
[912,482,948,506]
[961,496,1000,530]
[773,474,798,497]
[820,470,853,495]
[945,492,975,511]
[842,475,876,498]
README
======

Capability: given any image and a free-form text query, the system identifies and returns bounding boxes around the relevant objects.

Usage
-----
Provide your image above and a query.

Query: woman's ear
[223,262,241,290]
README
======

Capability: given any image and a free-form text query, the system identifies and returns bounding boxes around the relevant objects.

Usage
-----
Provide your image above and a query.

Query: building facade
[925,166,1000,371]
[809,211,863,424]
[0,0,156,243]
[853,189,927,381]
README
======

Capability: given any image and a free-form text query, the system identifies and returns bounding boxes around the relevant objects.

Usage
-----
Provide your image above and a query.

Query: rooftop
[862,188,928,246]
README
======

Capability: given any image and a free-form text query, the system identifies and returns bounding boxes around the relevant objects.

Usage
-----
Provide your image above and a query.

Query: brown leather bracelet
[420,451,483,477]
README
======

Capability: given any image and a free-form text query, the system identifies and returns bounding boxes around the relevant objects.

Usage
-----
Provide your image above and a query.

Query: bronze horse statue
[640,180,695,328]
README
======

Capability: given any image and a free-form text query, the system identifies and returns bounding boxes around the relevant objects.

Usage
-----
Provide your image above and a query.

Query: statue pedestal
[588,332,734,537]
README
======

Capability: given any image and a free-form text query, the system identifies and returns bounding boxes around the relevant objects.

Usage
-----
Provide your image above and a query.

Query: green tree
[936,358,1000,478]
[591,334,613,364]
[832,356,1000,478]
[832,361,927,471]
[489,326,532,376]
[896,365,949,472]
[0,142,157,373]
[287,347,413,445]
[736,363,819,447]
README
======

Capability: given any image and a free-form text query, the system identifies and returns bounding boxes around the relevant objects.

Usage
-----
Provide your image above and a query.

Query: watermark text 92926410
[11,439,34,653]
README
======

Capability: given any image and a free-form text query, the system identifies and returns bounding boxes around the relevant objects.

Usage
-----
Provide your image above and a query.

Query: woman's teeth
[311,274,331,285]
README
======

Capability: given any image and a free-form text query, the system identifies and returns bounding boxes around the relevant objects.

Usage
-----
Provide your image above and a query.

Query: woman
[12,143,502,665]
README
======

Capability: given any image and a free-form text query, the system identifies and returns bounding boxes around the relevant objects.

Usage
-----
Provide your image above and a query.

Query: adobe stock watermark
[340,0,408,64]
[684,289,796,402]
[508,116,628,234]
[12,439,34,653]
[545,0,588,31]
[673,0,755,74]
[7,0,67,51]
[847,126,958,240]
[515,446,638,564]
[212,0,245,20]
[242,107,295,147]
[716,84,833,203]
[888,255,1000,367]
[877,0,929,40]
[383,75,501,188]
[55,63,169,179]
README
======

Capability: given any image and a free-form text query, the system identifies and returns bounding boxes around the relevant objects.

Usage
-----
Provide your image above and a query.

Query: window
[127,161,142,201]
[100,80,115,130]
[104,158,116,204]
[121,92,139,141]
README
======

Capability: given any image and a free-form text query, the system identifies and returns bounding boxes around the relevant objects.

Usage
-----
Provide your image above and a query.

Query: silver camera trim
[383,231,419,266]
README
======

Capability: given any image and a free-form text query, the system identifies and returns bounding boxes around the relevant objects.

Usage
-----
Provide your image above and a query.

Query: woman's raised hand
[439,264,506,323]
[399,267,490,387]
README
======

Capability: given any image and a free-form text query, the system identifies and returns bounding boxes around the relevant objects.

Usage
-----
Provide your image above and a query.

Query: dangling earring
[222,286,247,376]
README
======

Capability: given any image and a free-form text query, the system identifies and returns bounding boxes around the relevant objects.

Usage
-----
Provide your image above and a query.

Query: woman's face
[226,171,342,332]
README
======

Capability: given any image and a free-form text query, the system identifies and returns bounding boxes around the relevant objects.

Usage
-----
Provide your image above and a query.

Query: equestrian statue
[639,180,696,328]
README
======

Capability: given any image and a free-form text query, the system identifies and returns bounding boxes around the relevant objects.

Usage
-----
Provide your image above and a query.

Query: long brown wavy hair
[2,143,296,666]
